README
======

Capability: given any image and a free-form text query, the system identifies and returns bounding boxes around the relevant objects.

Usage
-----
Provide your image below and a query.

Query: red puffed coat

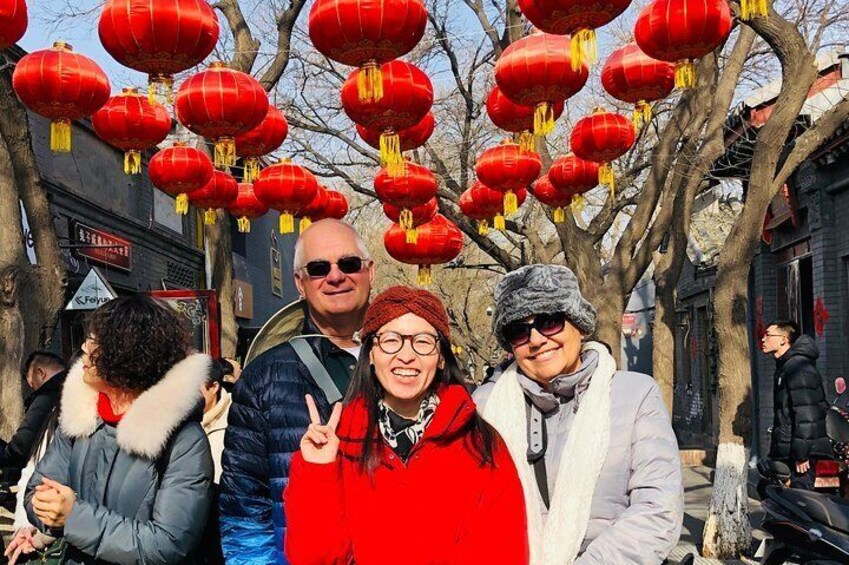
[284,384,529,564]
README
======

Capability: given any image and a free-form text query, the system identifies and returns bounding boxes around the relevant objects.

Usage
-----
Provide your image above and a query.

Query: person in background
[202,359,233,483]
[475,264,683,564]
[220,219,374,564]
[284,286,528,564]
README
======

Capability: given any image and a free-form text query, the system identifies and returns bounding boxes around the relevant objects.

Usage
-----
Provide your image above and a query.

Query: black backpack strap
[290,337,343,404]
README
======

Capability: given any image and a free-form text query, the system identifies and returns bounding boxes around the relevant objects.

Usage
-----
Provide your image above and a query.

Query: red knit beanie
[361,285,451,339]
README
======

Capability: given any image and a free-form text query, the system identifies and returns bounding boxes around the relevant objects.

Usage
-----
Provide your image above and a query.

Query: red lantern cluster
[486,87,564,151]
[570,110,635,195]
[235,106,289,182]
[228,182,269,233]
[13,42,111,152]
[0,0,27,50]
[92,87,172,174]
[531,174,573,223]
[384,214,463,285]
[548,154,599,216]
[374,161,438,240]
[149,143,215,214]
[253,161,319,234]
[475,141,541,214]
[189,170,239,225]
[383,197,438,242]
[601,43,675,128]
[322,190,350,221]
[357,111,435,160]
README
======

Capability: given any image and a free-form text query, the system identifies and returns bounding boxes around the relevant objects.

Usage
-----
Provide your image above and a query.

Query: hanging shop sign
[71,221,132,272]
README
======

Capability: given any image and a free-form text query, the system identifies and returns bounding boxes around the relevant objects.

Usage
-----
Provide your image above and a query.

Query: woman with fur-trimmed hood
[19,295,214,565]
[475,264,683,565]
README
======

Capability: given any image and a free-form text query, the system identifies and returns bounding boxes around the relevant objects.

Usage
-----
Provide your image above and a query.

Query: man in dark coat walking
[762,320,831,490]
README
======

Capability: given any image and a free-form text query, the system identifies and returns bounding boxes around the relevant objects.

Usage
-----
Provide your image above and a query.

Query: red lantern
[309,0,427,102]
[235,106,289,181]
[601,43,675,128]
[469,180,509,230]
[494,33,588,136]
[383,197,438,243]
[175,62,269,169]
[92,87,172,175]
[384,214,463,285]
[548,154,599,215]
[374,162,438,231]
[228,182,269,233]
[189,170,239,225]
[253,161,319,234]
[98,0,219,101]
[297,184,329,233]
[0,0,27,50]
[517,0,632,69]
[475,141,542,214]
[634,0,732,88]
[341,60,433,175]
[322,190,350,220]
[486,86,563,151]
[357,111,435,157]
[531,174,573,223]
[149,143,214,214]
[12,42,110,152]
[570,110,634,194]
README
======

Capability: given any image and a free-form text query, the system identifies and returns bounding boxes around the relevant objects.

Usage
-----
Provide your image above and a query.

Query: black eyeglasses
[502,312,567,347]
[374,332,440,356]
[302,256,368,278]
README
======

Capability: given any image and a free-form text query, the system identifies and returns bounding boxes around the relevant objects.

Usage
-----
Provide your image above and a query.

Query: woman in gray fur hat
[474,264,683,565]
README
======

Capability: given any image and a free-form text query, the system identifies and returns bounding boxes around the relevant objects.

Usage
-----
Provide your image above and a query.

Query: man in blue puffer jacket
[219,220,374,564]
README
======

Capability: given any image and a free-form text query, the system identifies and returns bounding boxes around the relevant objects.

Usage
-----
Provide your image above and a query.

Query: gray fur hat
[492,264,597,349]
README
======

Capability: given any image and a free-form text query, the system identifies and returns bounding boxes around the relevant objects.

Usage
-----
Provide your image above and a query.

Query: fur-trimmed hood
[60,353,212,460]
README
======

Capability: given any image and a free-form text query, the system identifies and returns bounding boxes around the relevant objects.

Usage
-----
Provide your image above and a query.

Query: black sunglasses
[303,256,368,278]
[502,312,567,347]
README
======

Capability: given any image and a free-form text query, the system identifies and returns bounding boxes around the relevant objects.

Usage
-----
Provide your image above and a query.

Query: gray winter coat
[26,355,214,565]
[474,356,683,564]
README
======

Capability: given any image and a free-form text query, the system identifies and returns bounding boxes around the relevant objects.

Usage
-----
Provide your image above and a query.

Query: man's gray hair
[292,219,371,272]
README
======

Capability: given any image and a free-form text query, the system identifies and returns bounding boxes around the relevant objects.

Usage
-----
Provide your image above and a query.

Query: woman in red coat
[284,286,529,564]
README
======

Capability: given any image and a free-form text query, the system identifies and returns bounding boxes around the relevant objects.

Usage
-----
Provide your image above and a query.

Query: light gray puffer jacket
[474,358,683,565]
[26,355,214,565]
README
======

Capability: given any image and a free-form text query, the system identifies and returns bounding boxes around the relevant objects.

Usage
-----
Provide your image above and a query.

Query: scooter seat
[781,488,849,534]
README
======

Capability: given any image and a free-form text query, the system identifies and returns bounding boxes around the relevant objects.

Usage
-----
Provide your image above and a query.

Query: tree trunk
[205,211,237,357]
[594,291,624,362]
[0,266,25,438]
[652,262,676,414]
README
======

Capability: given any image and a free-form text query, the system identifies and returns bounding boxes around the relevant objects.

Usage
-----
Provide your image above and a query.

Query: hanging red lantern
[322,190,350,220]
[570,109,634,195]
[92,87,172,175]
[548,154,599,214]
[0,0,27,50]
[634,0,732,88]
[469,180,509,231]
[235,105,289,182]
[475,141,541,215]
[228,182,269,233]
[494,33,588,136]
[341,60,433,175]
[384,214,463,285]
[517,0,632,69]
[601,43,675,128]
[383,197,438,243]
[531,174,573,223]
[297,184,329,233]
[374,161,438,232]
[174,62,269,169]
[486,86,563,151]
[12,42,110,152]
[357,111,435,159]
[189,170,239,225]
[308,0,427,102]
[98,0,219,102]
[253,160,319,234]
[459,189,496,235]
[148,143,214,214]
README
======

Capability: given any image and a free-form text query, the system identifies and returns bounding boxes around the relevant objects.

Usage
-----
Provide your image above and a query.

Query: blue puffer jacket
[219,316,357,564]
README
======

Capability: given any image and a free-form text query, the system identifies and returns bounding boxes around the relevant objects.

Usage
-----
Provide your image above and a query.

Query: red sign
[72,222,132,272]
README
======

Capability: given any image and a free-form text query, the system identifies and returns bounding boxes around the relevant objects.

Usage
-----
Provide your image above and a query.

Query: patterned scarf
[378,393,440,461]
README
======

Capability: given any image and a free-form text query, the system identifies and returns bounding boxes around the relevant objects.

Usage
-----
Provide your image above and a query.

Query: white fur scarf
[481,342,615,565]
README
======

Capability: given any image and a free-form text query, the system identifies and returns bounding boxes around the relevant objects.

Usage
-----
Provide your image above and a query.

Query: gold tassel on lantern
[243,158,261,182]
[124,150,142,175]
[570,194,585,215]
[740,0,769,20]
[534,103,556,137]
[50,119,72,152]
[357,60,384,103]
[553,206,566,223]
[380,133,405,177]
[518,131,535,152]
[279,212,295,234]
[299,217,312,234]
[214,138,237,169]
[238,217,251,233]
[148,75,174,105]
[478,219,489,236]
[570,28,597,71]
[503,191,518,215]
[633,100,652,130]
[405,227,418,244]
[417,265,432,286]
[494,214,506,230]
[675,60,696,89]
[175,193,190,215]
[204,210,217,225]
[599,163,615,194]
[399,208,414,230]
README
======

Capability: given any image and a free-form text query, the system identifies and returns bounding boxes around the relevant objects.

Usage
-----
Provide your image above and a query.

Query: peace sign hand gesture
[300,394,343,465]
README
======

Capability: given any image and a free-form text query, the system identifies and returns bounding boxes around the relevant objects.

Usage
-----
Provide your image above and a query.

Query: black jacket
[0,370,65,470]
[769,336,831,462]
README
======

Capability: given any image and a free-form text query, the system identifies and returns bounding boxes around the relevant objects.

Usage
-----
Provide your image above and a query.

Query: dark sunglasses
[502,312,567,347]
[303,256,368,278]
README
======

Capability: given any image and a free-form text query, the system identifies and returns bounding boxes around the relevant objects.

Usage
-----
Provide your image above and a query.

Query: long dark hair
[344,332,497,473]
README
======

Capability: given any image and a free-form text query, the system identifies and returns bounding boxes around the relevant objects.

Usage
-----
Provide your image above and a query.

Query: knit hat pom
[362,286,451,339]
